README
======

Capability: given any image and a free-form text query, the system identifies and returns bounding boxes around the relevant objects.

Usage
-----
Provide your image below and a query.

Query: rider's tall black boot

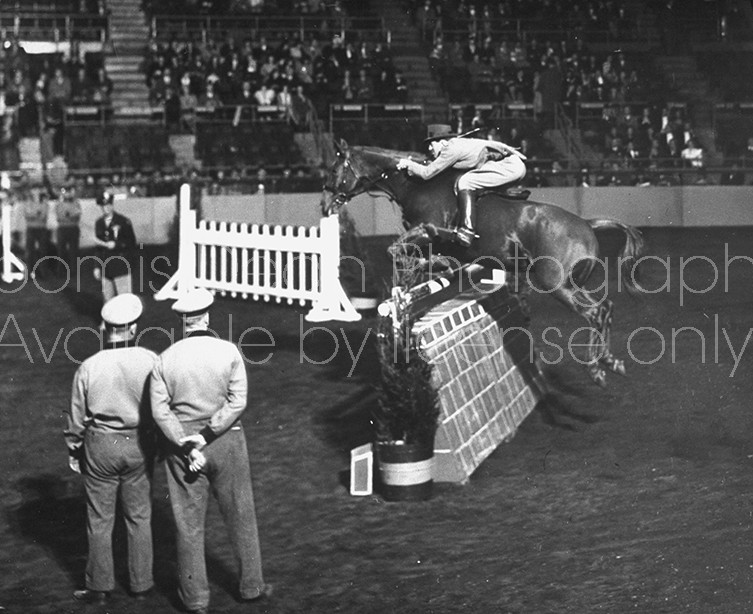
[454,189,476,247]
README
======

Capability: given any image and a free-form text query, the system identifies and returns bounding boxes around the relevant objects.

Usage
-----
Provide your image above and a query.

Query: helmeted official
[94,191,137,300]
[150,288,271,614]
[64,293,157,604]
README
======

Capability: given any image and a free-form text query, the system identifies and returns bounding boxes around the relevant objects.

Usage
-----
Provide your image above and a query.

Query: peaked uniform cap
[97,191,115,206]
[101,293,143,326]
[172,288,214,315]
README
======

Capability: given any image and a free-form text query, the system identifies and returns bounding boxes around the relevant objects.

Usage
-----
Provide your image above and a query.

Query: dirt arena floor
[1,226,753,614]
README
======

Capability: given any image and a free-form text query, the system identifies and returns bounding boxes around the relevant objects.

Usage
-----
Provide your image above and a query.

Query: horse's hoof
[612,359,626,376]
[589,368,607,388]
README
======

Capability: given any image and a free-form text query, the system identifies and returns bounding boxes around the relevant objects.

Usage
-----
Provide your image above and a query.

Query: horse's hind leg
[555,287,609,387]
[597,299,626,376]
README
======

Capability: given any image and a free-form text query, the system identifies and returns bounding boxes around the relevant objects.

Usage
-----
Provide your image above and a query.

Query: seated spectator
[178,76,198,129]
[48,67,72,105]
[507,126,523,149]
[199,81,222,108]
[394,71,408,102]
[340,69,356,102]
[149,68,174,106]
[681,138,704,168]
[603,126,623,153]
[617,105,638,133]
[639,105,654,132]
[70,66,93,104]
[254,83,276,106]
[604,136,626,166]
[681,121,697,148]
[277,84,293,119]
[355,69,373,103]
[625,140,641,167]
[92,67,113,104]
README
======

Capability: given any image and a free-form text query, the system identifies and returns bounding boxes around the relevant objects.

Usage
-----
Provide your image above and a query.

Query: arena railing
[568,101,688,129]
[329,103,424,132]
[4,160,750,199]
[150,14,386,44]
[423,22,656,45]
[447,102,538,128]
[63,104,166,126]
[0,11,107,43]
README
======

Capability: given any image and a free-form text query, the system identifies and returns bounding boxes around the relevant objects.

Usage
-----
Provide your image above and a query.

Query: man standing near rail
[150,288,272,614]
[93,190,137,301]
[54,181,81,277]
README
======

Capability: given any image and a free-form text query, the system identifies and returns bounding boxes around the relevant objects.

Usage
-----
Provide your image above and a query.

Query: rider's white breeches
[456,155,527,191]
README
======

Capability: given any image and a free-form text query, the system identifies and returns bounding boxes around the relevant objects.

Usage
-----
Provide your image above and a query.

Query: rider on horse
[396,125,527,247]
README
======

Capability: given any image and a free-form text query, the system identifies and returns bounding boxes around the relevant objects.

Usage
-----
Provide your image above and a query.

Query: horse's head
[320,139,400,215]
[321,139,354,215]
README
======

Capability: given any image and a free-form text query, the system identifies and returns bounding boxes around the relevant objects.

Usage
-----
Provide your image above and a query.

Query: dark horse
[321,140,645,387]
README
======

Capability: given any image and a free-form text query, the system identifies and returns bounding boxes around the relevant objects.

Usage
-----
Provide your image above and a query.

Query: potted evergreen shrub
[373,278,440,502]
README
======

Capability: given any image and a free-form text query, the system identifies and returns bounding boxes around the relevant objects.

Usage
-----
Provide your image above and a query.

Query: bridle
[322,153,400,211]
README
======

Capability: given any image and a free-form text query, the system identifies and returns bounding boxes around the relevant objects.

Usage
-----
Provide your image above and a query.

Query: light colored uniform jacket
[403,137,527,190]
[150,333,247,447]
[65,345,158,455]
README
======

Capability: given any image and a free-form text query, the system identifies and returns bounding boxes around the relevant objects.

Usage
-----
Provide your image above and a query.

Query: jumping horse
[321,140,645,387]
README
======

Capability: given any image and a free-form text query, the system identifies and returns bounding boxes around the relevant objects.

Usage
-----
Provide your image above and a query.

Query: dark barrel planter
[376,442,434,502]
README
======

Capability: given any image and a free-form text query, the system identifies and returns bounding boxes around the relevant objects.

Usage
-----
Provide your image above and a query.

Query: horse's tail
[588,219,645,295]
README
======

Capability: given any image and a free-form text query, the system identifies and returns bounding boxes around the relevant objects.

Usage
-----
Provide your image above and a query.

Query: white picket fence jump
[155,184,361,322]
[1,200,26,284]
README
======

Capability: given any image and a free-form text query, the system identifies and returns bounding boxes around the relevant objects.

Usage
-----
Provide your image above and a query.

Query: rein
[324,154,401,210]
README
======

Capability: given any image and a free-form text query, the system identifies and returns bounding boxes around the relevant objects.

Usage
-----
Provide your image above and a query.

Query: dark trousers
[83,429,153,593]
[164,427,265,610]
[56,225,79,274]
[25,226,49,276]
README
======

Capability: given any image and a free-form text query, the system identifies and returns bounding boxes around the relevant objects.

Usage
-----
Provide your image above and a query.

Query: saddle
[478,185,531,201]
[451,177,531,201]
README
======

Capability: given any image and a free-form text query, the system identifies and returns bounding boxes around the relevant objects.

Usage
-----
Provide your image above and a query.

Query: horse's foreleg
[596,300,626,376]
[585,315,608,387]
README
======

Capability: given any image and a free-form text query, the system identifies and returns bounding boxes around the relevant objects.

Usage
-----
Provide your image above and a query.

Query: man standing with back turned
[150,288,272,614]
[64,293,156,604]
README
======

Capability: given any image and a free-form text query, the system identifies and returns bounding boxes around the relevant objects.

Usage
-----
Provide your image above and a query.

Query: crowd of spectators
[2,0,753,185]
[143,0,407,135]
[412,0,638,45]
[0,35,114,169]
[145,32,408,134]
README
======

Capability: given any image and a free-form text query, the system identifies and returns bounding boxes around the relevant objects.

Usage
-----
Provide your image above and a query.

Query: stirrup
[452,227,476,247]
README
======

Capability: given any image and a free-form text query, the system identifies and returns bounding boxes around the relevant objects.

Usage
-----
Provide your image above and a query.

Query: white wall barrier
[155,184,361,322]
[1,199,26,284]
